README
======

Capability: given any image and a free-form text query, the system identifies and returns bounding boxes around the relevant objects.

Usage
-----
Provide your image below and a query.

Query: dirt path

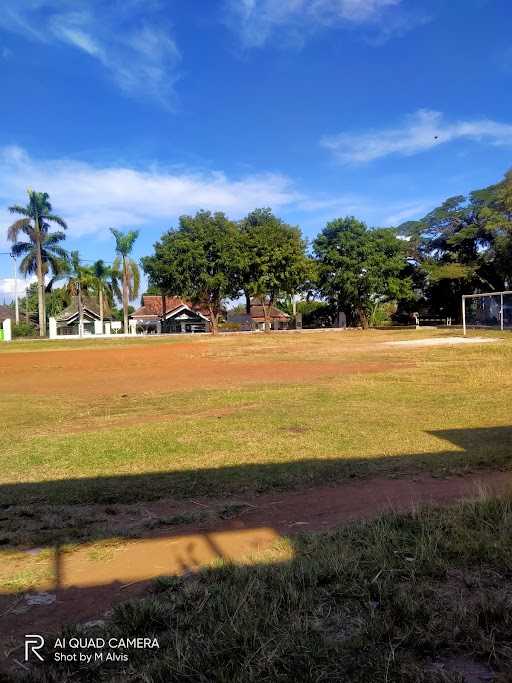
[0,342,402,397]
[1,468,510,655]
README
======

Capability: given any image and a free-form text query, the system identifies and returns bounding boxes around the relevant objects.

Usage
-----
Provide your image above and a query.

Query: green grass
[2,330,512,506]
[21,495,512,682]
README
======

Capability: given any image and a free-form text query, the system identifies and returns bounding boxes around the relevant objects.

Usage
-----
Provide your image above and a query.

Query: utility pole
[12,254,19,324]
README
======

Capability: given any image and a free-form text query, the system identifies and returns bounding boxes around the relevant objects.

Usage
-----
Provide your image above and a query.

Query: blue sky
[0,0,511,298]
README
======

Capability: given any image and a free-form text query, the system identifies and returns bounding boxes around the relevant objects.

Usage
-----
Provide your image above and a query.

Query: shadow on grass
[4,492,512,682]
[0,426,510,588]
[1,425,511,510]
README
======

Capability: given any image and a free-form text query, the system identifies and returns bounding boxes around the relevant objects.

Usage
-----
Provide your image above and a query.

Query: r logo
[25,634,45,661]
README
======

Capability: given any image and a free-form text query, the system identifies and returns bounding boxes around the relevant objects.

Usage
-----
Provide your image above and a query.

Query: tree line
[6,169,512,336]
[7,190,140,337]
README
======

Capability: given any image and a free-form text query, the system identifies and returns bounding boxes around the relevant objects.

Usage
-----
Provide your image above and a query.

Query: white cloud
[0,276,36,298]
[321,109,512,164]
[0,146,438,258]
[224,0,425,47]
[381,201,433,227]
[0,1,181,106]
[0,146,302,240]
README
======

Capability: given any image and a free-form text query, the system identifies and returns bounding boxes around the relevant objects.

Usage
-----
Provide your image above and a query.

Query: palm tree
[66,251,93,337]
[90,260,114,326]
[7,190,67,336]
[110,229,140,333]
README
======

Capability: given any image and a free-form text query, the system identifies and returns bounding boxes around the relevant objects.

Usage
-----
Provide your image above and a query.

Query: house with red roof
[227,299,290,331]
[130,296,210,333]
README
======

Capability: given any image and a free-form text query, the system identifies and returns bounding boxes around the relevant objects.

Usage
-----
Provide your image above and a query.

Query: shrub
[12,322,36,337]
[218,321,242,332]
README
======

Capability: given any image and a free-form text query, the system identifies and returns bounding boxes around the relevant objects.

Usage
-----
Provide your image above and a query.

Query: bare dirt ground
[0,340,402,397]
[1,468,509,650]
[385,335,500,348]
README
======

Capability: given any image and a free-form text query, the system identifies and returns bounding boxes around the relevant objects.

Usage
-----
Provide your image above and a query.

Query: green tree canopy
[239,208,309,332]
[397,169,512,317]
[314,217,413,328]
[142,211,243,334]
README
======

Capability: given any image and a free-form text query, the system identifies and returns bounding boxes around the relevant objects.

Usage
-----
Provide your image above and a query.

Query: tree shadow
[0,425,511,657]
[0,425,511,512]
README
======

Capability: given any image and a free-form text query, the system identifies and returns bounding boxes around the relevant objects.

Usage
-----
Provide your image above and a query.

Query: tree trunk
[244,291,251,315]
[161,292,166,334]
[122,257,129,334]
[208,305,218,335]
[356,308,369,329]
[35,232,45,337]
[263,303,271,333]
[78,283,83,337]
[99,288,104,326]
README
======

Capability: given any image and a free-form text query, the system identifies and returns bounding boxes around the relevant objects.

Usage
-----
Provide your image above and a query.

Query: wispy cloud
[0,146,302,241]
[0,1,181,106]
[381,201,434,227]
[321,109,512,164]
[0,145,435,251]
[223,0,427,48]
[0,275,37,298]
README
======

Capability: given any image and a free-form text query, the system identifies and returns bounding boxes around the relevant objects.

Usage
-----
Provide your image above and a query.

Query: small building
[55,297,111,335]
[130,296,210,333]
[228,299,290,331]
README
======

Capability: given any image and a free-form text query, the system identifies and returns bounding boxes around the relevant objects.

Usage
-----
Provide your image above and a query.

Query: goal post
[462,290,512,335]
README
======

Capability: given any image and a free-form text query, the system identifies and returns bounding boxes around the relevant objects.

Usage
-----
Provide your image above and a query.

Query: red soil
[0,342,400,397]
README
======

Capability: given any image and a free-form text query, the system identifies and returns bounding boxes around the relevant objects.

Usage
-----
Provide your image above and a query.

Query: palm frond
[46,254,70,279]
[128,258,140,299]
[44,213,68,230]
[19,253,37,276]
[44,231,67,246]
[8,205,31,217]
[111,256,122,301]
[7,218,32,241]
[110,228,139,256]
[11,241,34,257]
[47,245,69,261]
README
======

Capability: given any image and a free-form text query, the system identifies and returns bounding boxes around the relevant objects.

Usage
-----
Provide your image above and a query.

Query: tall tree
[110,229,140,333]
[142,211,242,334]
[66,251,93,336]
[90,259,114,326]
[397,179,509,317]
[314,217,413,328]
[7,190,67,336]
[239,208,309,332]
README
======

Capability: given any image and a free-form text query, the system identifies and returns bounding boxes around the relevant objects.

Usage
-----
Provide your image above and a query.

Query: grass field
[1,328,511,507]
[2,328,512,680]
[25,495,512,682]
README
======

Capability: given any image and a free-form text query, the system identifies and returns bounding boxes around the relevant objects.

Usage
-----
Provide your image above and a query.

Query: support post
[12,255,19,325]
[2,318,12,342]
[500,292,504,331]
[49,317,57,339]
[462,296,466,336]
